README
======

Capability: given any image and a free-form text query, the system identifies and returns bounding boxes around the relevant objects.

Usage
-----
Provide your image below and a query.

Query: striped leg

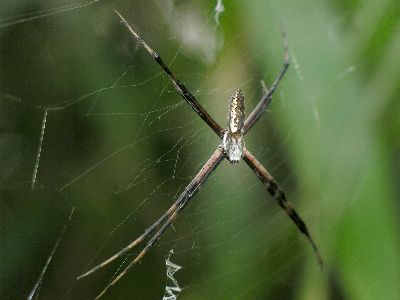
[243,29,289,134]
[95,199,184,299]
[78,147,225,298]
[243,149,323,267]
[115,10,225,139]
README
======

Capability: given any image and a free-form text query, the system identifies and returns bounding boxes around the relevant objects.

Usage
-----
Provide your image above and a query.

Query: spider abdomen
[228,89,245,133]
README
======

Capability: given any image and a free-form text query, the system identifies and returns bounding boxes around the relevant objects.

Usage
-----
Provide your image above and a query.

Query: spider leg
[115,10,225,139]
[95,199,185,299]
[77,209,172,280]
[243,148,323,267]
[80,147,224,298]
[243,29,289,134]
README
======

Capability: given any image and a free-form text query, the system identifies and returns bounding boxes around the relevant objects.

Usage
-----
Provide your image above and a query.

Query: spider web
[0,1,352,299]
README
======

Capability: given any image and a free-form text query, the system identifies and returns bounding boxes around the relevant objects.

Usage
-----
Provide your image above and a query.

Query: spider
[78,10,323,298]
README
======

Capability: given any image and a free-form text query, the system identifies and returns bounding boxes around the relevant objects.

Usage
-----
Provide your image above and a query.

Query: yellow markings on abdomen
[228,89,245,133]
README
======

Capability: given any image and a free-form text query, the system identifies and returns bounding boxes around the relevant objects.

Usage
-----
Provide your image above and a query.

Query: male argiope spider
[78,10,323,298]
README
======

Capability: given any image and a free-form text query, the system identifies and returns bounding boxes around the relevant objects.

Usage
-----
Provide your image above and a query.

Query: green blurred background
[1,0,400,299]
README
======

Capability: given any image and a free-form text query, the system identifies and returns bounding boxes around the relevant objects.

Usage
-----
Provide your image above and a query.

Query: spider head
[223,131,244,163]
